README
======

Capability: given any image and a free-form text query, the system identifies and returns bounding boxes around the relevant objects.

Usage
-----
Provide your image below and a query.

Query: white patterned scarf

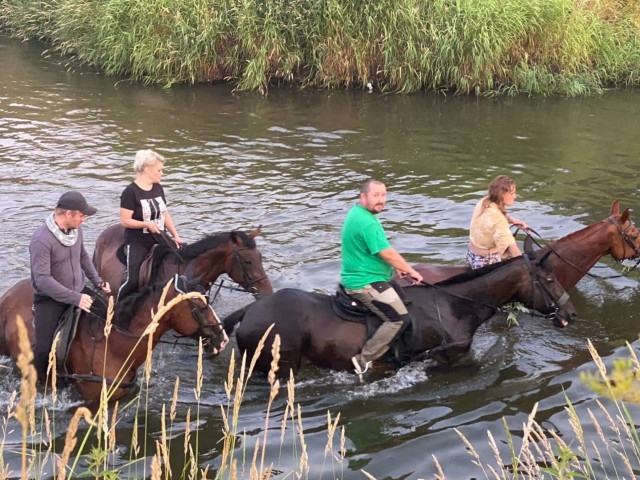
[46,213,78,247]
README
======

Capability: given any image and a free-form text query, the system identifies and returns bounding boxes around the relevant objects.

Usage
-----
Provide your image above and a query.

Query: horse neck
[120,292,175,358]
[189,247,232,288]
[444,261,529,329]
[547,221,616,289]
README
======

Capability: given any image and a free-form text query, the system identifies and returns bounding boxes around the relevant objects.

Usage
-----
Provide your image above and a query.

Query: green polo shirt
[340,204,392,289]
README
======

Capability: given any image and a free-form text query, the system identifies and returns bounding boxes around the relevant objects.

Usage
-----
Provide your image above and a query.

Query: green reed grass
[1,0,640,94]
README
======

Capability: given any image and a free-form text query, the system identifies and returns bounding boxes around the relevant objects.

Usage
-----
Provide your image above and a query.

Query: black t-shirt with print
[120,182,167,246]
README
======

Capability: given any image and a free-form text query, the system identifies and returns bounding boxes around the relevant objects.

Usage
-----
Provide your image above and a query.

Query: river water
[2,35,640,479]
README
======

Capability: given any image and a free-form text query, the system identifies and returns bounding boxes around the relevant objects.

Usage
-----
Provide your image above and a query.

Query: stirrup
[351,356,371,382]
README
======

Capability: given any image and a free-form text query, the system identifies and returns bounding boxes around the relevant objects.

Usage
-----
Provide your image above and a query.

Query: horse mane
[150,231,256,281]
[112,283,165,330]
[426,251,542,288]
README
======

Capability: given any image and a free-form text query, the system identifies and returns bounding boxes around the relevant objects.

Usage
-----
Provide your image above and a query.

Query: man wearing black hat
[29,191,111,379]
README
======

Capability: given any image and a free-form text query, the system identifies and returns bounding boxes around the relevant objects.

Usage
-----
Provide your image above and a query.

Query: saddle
[331,283,414,359]
[116,244,159,290]
[53,304,81,384]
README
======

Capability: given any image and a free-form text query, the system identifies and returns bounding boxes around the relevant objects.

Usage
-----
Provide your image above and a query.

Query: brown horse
[0,275,228,404]
[93,224,273,298]
[224,249,576,375]
[396,200,640,296]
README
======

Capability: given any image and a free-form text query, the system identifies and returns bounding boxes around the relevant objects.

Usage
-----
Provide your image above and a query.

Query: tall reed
[1,0,639,94]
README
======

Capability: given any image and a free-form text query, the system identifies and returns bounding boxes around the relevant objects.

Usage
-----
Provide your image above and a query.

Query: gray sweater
[30,223,103,305]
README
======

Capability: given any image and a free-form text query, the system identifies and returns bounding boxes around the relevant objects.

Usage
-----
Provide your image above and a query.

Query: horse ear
[250,225,262,238]
[523,236,535,254]
[621,208,630,224]
[611,199,621,216]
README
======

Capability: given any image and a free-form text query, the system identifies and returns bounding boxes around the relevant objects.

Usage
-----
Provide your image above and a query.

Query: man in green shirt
[341,179,424,377]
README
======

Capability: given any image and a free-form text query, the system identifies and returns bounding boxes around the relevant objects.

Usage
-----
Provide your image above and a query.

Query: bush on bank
[1,0,640,95]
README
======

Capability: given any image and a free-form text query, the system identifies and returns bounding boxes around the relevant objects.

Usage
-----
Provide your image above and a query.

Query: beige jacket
[468,198,515,258]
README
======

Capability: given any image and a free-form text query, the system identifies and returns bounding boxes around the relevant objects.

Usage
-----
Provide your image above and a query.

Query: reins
[513,216,640,280]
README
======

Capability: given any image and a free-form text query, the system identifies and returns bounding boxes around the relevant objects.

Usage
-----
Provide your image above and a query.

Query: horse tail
[223,306,249,335]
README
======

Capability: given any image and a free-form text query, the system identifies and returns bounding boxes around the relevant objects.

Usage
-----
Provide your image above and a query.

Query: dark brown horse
[223,249,576,375]
[93,224,273,298]
[0,275,228,404]
[397,200,640,293]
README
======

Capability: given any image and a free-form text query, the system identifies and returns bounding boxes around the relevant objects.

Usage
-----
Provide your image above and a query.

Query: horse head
[226,227,274,297]
[169,275,229,354]
[608,200,640,261]
[526,251,577,328]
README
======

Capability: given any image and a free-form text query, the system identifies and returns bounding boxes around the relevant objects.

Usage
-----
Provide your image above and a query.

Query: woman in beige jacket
[467,175,529,269]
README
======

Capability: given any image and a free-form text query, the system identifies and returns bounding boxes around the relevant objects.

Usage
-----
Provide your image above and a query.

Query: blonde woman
[467,175,529,269]
[117,149,182,302]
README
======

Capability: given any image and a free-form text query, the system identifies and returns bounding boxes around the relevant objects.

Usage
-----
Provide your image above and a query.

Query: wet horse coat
[224,250,576,374]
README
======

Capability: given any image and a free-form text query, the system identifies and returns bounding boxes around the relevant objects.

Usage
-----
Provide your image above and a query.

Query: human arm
[120,207,161,234]
[30,240,83,306]
[164,210,182,247]
[378,248,424,284]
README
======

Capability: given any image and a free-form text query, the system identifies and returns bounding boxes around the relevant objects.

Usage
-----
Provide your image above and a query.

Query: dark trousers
[33,295,69,377]
[117,243,151,302]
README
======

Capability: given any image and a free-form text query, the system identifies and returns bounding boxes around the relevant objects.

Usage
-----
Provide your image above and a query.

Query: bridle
[522,253,571,317]
[174,275,226,342]
[518,216,640,280]
[607,215,640,261]
[232,244,268,294]
[207,244,268,301]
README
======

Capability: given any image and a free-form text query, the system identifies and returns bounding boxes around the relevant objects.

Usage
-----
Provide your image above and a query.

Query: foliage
[1,0,640,94]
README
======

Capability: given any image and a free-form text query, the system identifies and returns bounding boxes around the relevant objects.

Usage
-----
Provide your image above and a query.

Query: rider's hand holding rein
[380,249,424,285]
[508,216,530,233]
[79,293,93,313]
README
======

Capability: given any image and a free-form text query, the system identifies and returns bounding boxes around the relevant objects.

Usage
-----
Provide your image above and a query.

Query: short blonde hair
[133,149,165,173]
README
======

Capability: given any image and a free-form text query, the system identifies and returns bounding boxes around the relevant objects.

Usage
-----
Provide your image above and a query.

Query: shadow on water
[2,34,640,478]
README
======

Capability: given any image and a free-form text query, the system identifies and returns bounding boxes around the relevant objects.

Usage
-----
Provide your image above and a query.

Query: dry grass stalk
[188,443,197,480]
[184,408,192,462]
[171,377,180,422]
[104,295,114,338]
[14,315,37,480]
[195,337,203,401]
[150,441,162,480]
[225,349,235,401]
[109,401,119,455]
[259,334,281,477]
[250,437,260,480]
[626,341,640,370]
[132,416,140,456]
[56,407,95,480]
[454,428,488,475]
[296,404,308,479]
[360,469,377,480]
[280,369,295,444]
[201,465,210,479]
[47,331,61,403]
[161,403,170,478]
[486,431,505,478]
[324,411,341,459]
[433,454,445,480]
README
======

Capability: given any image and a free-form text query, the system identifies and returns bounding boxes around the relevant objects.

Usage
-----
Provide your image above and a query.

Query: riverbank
[1,0,639,95]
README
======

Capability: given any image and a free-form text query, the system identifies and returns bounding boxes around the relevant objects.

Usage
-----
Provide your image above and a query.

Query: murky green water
[2,35,640,479]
